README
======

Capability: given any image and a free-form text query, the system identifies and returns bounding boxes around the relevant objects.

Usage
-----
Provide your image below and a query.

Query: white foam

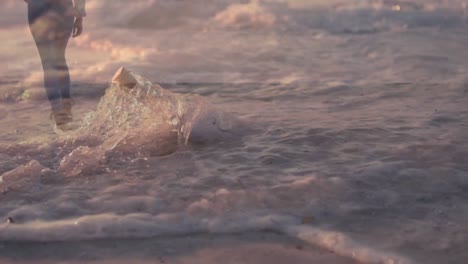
[0,212,411,263]
[284,225,412,264]
[0,212,295,241]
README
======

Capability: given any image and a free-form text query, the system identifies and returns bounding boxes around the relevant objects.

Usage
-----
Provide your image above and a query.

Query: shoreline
[0,231,356,264]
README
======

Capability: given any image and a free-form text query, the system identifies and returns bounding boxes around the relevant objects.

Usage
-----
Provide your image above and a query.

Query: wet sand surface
[0,232,356,264]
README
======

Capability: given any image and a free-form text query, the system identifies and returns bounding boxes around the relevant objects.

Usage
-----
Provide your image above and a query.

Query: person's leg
[37,37,72,110]
[28,0,74,114]
[34,43,69,111]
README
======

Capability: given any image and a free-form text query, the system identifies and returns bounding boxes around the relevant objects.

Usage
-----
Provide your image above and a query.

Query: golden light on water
[392,5,401,11]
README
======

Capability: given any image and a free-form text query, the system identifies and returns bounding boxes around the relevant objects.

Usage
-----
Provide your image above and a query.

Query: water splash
[75,67,244,155]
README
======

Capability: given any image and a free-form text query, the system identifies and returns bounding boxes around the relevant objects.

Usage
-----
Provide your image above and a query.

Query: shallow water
[1,0,468,263]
